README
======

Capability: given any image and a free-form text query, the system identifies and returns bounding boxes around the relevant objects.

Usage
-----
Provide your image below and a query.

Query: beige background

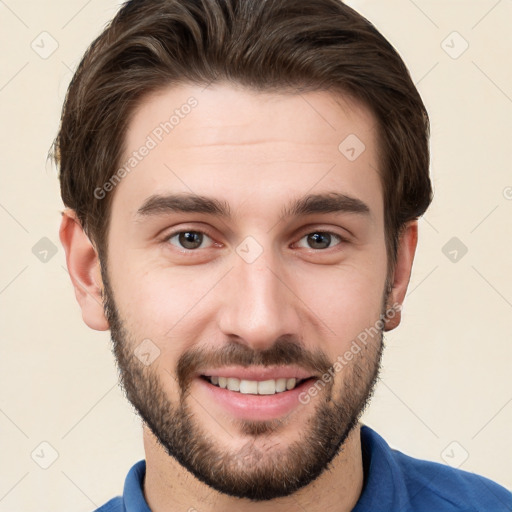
[1,0,511,510]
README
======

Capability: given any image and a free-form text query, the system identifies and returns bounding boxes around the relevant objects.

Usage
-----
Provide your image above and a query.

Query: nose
[216,246,301,351]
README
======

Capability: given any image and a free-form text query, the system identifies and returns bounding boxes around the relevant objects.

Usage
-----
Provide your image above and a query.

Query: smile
[195,369,318,420]
[201,375,308,394]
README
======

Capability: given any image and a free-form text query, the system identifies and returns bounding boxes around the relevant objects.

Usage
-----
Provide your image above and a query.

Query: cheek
[297,262,387,350]
[109,264,215,396]
[110,258,220,342]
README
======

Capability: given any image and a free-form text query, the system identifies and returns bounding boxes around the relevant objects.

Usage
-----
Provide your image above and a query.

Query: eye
[166,230,214,250]
[296,231,343,250]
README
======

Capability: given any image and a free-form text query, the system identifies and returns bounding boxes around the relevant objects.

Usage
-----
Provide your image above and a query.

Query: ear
[384,221,418,331]
[59,209,109,331]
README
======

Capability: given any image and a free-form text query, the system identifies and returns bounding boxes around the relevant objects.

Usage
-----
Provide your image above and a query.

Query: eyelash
[163,228,347,252]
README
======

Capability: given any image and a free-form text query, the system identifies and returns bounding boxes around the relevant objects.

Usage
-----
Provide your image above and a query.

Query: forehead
[112,82,382,222]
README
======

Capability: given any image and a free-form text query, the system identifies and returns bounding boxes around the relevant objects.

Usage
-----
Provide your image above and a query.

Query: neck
[143,424,364,512]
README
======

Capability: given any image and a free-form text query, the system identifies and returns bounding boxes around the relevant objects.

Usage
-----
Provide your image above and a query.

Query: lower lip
[195,377,315,421]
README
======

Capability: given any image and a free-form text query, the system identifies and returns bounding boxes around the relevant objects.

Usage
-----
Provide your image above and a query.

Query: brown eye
[297,232,342,250]
[167,231,212,250]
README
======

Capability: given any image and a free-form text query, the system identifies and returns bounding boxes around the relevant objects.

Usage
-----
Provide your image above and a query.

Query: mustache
[176,335,333,392]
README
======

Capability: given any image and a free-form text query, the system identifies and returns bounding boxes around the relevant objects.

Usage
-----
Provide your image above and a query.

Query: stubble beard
[101,266,387,501]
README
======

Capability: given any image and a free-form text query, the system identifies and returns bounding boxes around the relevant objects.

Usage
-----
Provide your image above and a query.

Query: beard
[101,266,387,501]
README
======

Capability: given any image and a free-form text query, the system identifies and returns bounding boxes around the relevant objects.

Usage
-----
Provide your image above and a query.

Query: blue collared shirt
[94,426,512,511]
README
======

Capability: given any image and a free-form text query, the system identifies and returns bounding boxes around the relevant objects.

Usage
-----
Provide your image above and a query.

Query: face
[101,83,393,500]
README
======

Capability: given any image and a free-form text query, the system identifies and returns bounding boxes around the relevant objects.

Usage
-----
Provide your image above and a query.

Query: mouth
[194,367,319,421]
[199,375,313,395]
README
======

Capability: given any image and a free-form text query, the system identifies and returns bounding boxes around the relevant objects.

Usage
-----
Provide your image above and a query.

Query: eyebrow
[135,192,370,220]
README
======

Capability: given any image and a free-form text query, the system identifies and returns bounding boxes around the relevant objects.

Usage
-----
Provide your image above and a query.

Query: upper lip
[198,366,316,381]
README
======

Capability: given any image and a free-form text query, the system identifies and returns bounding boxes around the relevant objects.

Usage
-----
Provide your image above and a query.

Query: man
[54,0,512,510]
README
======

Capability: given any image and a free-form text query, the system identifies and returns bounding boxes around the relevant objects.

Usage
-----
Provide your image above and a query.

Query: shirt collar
[352,425,410,511]
[123,459,151,512]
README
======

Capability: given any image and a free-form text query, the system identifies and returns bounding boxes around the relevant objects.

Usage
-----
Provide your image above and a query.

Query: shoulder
[393,447,512,511]
[359,426,512,512]
[92,497,123,512]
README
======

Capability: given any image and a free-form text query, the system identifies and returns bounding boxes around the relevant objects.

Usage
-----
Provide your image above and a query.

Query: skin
[60,82,417,512]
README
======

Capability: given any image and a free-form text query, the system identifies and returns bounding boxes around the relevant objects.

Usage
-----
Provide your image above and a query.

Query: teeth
[286,378,296,390]
[208,376,303,394]
[227,378,240,392]
[258,380,276,395]
[275,378,287,393]
[239,379,258,394]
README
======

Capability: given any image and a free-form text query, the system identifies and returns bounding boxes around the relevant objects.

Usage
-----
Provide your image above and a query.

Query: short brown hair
[53,0,432,268]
